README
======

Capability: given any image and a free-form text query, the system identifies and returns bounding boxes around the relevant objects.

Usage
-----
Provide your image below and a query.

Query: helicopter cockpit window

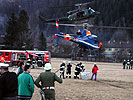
[90,9,95,14]
[77,30,82,35]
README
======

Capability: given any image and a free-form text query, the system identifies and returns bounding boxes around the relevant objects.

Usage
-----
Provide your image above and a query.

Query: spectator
[0,63,18,100]
[16,62,25,77]
[91,63,99,81]
[35,63,63,100]
[18,64,34,100]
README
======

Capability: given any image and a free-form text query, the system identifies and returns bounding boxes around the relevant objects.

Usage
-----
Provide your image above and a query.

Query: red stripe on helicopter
[53,36,57,38]
[56,21,59,29]
[64,37,70,40]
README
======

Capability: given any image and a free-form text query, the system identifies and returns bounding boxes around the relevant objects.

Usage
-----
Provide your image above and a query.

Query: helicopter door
[77,11,85,18]
[94,38,98,44]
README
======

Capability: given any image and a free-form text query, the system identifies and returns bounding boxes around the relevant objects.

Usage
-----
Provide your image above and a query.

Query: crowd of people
[0,60,99,100]
[59,61,99,81]
[0,62,63,100]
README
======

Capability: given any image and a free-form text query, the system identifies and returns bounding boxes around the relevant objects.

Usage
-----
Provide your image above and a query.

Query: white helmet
[68,61,71,63]
[94,63,96,65]
[63,61,65,63]
[44,63,52,70]
[27,59,31,61]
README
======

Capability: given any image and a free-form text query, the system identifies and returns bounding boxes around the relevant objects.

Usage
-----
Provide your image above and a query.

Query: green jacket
[35,70,62,88]
[18,72,34,97]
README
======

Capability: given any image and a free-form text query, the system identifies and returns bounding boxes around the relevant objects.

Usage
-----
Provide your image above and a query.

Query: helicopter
[39,2,100,23]
[53,19,102,56]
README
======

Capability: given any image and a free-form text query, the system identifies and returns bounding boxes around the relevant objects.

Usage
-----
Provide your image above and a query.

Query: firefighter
[0,56,5,63]
[37,55,43,67]
[123,59,126,69]
[0,63,18,100]
[66,61,72,78]
[91,63,99,81]
[35,63,63,100]
[81,64,85,72]
[26,59,32,66]
[32,58,36,68]
[130,60,133,70]
[126,60,130,69]
[74,62,82,79]
[60,61,66,79]
[16,61,25,77]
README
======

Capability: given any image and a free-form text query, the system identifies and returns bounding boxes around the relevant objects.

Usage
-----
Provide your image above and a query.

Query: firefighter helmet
[63,61,66,63]
[68,61,71,63]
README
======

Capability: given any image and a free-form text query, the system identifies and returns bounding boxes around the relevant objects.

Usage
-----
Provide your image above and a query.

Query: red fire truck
[0,50,51,67]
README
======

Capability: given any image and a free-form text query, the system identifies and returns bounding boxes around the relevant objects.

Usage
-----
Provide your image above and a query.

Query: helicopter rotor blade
[49,1,96,8]
[93,26,133,30]
[75,1,96,7]
[48,5,74,8]
[47,23,82,27]
[47,23,133,30]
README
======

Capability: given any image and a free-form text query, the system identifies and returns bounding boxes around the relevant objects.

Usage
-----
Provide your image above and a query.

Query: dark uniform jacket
[0,71,18,98]
[60,63,65,71]
[67,64,72,72]
[35,71,62,88]
[75,64,82,73]
[35,70,63,99]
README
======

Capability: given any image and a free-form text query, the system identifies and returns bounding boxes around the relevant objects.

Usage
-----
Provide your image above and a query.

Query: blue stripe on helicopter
[78,40,99,49]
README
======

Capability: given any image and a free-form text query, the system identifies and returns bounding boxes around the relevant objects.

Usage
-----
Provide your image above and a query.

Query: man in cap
[35,63,63,100]
[60,61,66,79]
[66,61,72,78]
[0,63,18,100]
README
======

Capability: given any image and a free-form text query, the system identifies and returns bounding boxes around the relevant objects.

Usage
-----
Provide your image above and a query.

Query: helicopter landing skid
[71,45,99,60]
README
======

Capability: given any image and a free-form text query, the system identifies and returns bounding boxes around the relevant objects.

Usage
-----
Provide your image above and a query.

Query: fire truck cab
[0,50,51,67]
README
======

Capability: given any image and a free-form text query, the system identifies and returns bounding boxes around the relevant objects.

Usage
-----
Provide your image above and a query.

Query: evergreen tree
[38,32,47,50]
[3,10,18,49]
[17,9,33,50]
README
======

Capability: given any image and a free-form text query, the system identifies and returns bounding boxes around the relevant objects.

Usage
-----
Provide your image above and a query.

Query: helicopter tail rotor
[55,19,60,46]
[99,42,102,49]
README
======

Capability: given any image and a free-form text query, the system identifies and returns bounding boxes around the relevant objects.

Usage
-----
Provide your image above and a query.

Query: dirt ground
[12,58,133,100]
